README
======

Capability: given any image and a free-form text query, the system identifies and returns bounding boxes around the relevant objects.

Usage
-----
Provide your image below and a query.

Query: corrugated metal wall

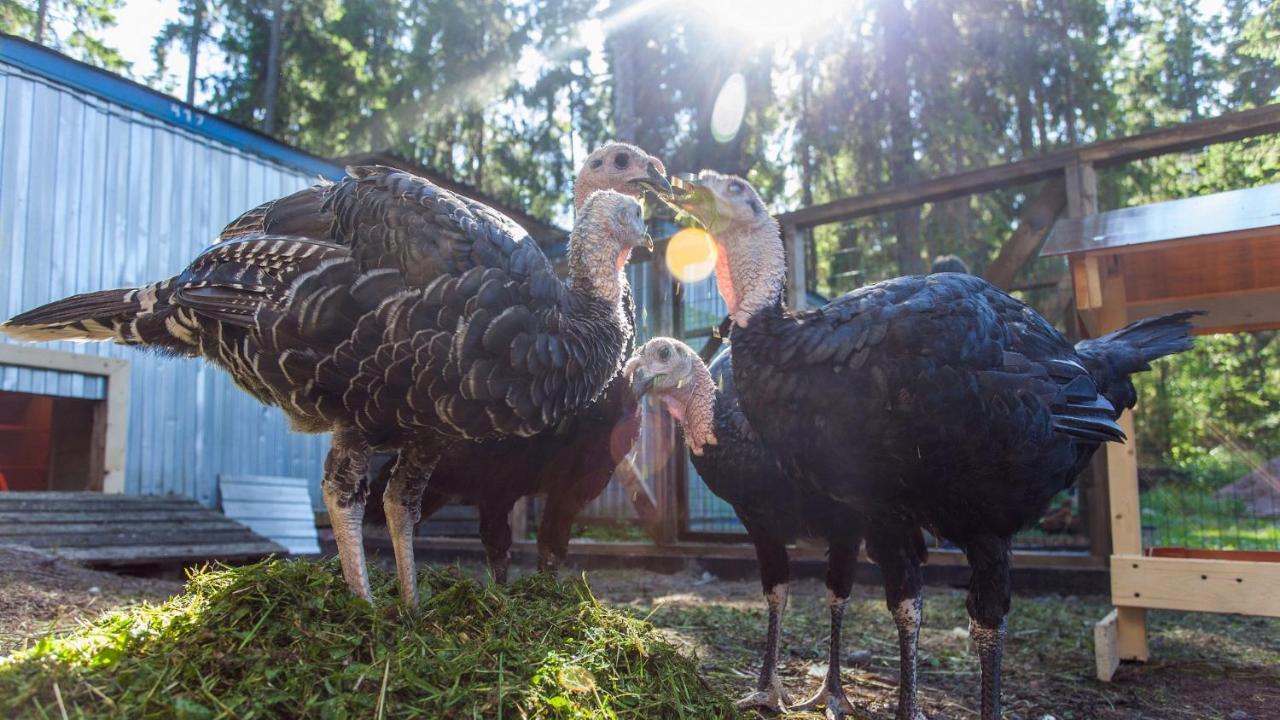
[0,61,332,506]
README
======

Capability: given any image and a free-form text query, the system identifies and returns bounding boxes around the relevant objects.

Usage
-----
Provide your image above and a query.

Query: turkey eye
[658,346,672,361]
[590,158,604,169]
[728,181,743,193]
[614,153,630,169]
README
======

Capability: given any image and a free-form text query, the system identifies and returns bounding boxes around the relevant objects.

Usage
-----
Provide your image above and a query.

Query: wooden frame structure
[0,344,129,493]
[1042,182,1280,681]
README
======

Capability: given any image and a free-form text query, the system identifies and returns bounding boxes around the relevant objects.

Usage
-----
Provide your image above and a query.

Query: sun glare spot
[711,73,747,143]
[666,228,718,283]
[695,0,849,45]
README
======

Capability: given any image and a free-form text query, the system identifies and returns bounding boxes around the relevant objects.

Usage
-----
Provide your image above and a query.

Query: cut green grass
[0,559,737,719]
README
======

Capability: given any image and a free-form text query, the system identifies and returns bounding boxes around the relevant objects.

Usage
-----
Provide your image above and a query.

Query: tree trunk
[263,0,285,135]
[34,0,48,43]
[185,2,203,105]
[1057,0,1079,146]
[882,0,924,275]
[798,48,818,291]
[606,0,640,143]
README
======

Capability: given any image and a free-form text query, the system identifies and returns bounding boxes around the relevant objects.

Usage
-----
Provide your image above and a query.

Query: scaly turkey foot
[734,678,792,715]
[788,685,856,719]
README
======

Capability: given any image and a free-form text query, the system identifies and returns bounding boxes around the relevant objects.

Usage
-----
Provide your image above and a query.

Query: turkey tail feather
[1075,310,1203,412]
[2,284,173,344]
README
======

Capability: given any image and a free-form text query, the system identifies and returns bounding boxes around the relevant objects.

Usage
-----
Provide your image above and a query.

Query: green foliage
[1134,332,1279,469]
[1141,483,1280,550]
[0,559,736,719]
[0,0,127,70]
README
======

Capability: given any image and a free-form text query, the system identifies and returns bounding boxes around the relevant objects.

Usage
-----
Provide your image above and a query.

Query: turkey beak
[640,232,654,253]
[630,160,673,196]
[629,368,657,399]
[671,178,715,222]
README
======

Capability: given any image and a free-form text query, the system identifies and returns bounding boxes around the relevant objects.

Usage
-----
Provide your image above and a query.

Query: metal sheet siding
[0,61,331,506]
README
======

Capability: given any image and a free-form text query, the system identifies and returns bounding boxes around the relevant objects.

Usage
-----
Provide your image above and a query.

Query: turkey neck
[661,359,719,455]
[566,215,629,317]
[717,217,786,328]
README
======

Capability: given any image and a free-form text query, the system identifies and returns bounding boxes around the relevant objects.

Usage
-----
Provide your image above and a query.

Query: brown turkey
[2,159,664,605]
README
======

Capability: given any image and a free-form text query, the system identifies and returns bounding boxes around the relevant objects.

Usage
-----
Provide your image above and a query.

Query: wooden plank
[0,344,127,377]
[1148,547,1280,562]
[404,536,1105,570]
[983,178,1066,289]
[10,528,264,548]
[776,105,1280,230]
[1094,609,1120,682]
[1123,286,1280,337]
[57,541,284,565]
[0,498,203,512]
[0,519,245,535]
[0,507,220,517]
[1111,555,1280,617]
[1121,233,1280,303]
[0,491,198,502]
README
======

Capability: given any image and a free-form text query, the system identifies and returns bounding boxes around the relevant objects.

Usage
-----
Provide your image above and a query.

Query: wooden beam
[983,178,1067,289]
[1111,555,1280,617]
[776,105,1280,230]
[1094,609,1120,682]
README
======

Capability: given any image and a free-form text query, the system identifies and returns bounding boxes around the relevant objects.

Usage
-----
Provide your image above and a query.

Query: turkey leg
[964,535,1012,720]
[382,443,438,606]
[736,529,792,713]
[790,541,858,720]
[868,524,928,720]
[322,429,372,600]
[479,501,515,584]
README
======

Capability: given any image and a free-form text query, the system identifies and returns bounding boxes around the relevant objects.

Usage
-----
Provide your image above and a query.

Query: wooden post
[1063,162,1113,563]
[647,252,681,546]
[1064,160,1098,219]
[1092,254,1149,677]
[783,223,807,310]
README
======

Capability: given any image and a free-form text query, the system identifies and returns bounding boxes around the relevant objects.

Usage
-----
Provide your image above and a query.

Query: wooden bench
[0,491,284,566]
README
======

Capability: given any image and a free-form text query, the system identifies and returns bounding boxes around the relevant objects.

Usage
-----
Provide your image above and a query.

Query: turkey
[2,163,659,606]
[360,143,667,583]
[627,337,925,716]
[667,171,1200,720]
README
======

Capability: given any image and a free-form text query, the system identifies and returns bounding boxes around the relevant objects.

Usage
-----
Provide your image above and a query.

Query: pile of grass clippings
[0,559,738,719]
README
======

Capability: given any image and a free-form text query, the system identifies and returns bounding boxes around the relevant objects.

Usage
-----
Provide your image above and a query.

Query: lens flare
[711,73,747,143]
[665,227,718,283]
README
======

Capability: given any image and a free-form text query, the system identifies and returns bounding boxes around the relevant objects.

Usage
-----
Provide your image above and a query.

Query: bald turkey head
[574,143,671,210]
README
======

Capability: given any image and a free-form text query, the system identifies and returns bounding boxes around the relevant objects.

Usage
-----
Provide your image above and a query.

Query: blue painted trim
[0,34,345,180]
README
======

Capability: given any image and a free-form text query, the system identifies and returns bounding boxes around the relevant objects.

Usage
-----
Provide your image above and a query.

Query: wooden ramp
[219,475,321,555]
[0,492,285,566]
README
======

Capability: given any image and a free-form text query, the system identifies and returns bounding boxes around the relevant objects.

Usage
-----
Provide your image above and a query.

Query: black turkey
[3,169,656,605]
[627,337,925,715]
[668,172,1200,720]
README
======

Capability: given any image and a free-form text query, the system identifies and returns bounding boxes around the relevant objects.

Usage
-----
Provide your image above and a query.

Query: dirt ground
[0,545,180,656]
[1,552,1276,720]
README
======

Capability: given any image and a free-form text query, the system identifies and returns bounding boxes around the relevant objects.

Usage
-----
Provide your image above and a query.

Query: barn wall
[0,59,333,506]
